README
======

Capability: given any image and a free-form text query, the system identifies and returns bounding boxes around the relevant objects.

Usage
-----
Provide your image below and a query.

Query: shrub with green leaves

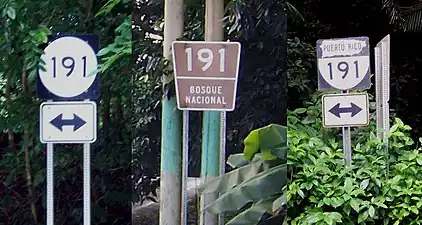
[287,93,422,225]
[198,124,287,225]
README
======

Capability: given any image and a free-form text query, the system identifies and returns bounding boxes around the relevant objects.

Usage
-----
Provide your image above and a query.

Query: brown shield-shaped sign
[172,41,241,111]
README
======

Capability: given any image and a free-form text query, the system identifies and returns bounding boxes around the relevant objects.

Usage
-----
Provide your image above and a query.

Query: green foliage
[287,36,316,109]
[243,124,287,161]
[198,124,287,225]
[287,95,422,225]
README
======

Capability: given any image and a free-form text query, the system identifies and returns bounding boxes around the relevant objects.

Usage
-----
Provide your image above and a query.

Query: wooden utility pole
[160,0,184,225]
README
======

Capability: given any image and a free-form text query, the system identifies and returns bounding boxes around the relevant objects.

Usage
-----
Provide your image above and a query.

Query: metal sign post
[375,35,391,171]
[46,116,54,225]
[37,34,100,225]
[181,110,189,225]
[218,111,226,225]
[375,35,391,148]
[316,37,371,165]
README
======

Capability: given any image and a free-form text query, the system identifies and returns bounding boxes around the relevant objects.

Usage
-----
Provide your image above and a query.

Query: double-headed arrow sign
[50,113,86,131]
[329,102,362,118]
[322,93,369,128]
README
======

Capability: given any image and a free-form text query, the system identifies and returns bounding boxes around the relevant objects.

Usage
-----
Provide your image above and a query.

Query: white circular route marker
[39,36,98,98]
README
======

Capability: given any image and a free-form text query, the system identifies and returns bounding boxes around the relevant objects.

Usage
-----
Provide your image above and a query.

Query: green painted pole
[200,1,224,224]
[159,0,184,225]
[200,111,221,225]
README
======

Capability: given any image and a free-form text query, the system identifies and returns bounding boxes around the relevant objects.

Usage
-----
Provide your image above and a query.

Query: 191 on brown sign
[172,41,241,111]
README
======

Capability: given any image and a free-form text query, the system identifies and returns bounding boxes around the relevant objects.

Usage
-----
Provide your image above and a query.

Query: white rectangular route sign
[322,93,369,128]
[40,101,97,143]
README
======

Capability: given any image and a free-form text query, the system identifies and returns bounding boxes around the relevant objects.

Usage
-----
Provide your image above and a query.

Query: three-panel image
[0,0,420,224]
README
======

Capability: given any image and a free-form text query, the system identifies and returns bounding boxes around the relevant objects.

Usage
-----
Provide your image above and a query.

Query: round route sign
[38,36,98,98]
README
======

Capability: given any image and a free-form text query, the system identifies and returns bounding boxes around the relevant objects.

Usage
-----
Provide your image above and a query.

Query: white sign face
[322,93,369,128]
[318,56,370,90]
[39,36,98,98]
[40,101,97,143]
[317,37,371,91]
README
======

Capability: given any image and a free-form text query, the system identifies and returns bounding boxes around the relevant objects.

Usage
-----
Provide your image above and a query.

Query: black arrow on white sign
[329,102,362,118]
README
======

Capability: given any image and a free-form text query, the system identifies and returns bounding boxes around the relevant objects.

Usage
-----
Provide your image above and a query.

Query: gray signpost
[316,37,371,165]
[37,34,99,225]
[375,35,391,170]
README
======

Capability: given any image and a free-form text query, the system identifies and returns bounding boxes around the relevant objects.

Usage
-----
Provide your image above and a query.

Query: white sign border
[322,93,370,128]
[40,101,97,144]
[316,36,371,91]
[171,41,241,111]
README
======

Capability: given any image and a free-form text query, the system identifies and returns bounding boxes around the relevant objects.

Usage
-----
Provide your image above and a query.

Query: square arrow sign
[322,93,369,128]
[40,101,97,143]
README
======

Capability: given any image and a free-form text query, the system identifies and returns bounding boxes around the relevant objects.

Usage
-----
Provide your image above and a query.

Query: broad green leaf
[307,213,323,224]
[203,164,287,214]
[360,179,370,190]
[226,197,277,225]
[350,199,360,212]
[6,7,16,19]
[358,210,369,223]
[323,215,333,225]
[329,212,342,221]
[395,117,404,126]
[344,178,354,194]
[97,45,115,56]
[227,153,262,168]
[293,108,307,114]
[368,206,375,218]
[243,128,260,160]
[198,160,266,194]
[410,206,418,214]
[243,124,286,161]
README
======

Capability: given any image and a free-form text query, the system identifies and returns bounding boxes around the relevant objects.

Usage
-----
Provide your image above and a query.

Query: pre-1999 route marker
[316,36,371,91]
[37,34,99,225]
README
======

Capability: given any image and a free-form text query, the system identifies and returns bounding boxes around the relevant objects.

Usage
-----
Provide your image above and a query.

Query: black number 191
[327,61,359,80]
[51,56,87,78]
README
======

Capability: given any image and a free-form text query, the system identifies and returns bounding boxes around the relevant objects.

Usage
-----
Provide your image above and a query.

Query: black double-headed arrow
[50,113,86,131]
[329,102,362,118]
